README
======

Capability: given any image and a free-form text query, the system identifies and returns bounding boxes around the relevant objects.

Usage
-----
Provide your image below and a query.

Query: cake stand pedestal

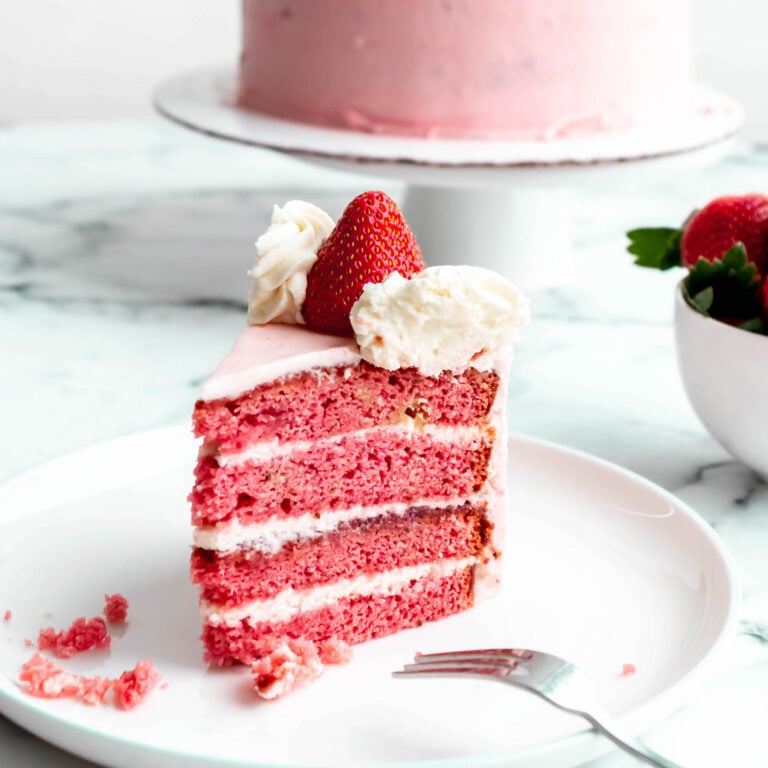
[154,68,743,289]
[401,186,573,287]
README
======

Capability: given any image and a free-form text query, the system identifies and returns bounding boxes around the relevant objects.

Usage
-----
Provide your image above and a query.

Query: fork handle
[583,713,685,768]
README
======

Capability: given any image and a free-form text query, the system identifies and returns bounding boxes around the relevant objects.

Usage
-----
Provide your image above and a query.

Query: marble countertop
[1,121,767,768]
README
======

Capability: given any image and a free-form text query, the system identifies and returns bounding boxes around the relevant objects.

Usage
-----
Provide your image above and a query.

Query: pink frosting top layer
[201,324,360,401]
[237,0,693,140]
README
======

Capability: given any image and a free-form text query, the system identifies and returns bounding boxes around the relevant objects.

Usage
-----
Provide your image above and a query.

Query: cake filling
[193,502,492,606]
[213,422,489,466]
[203,556,477,625]
[192,495,484,552]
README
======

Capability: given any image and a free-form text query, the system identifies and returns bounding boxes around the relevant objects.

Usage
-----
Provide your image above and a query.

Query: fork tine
[393,665,512,680]
[413,648,534,665]
[415,648,534,659]
[405,657,522,671]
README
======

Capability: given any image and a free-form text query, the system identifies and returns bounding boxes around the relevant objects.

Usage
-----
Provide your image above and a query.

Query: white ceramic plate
[0,427,739,768]
[154,68,743,170]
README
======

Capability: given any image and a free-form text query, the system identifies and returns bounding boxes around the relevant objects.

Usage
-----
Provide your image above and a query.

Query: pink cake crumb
[103,593,129,623]
[318,637,353,665]
[19,654,162,709]
[251,637,323,700]
[3,610,11,622]
[19,654,81,699]
[621,663,637,677]
[38,617,110,658]
[113,661,161,710]
[23,639,34,648]
[79,676,114,706]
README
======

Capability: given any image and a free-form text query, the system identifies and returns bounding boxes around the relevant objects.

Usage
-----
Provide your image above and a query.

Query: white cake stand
[154,68,743,288]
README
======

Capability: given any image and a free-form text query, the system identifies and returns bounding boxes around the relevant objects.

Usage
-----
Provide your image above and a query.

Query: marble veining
[740,620,768,646]
[1,121,767,767]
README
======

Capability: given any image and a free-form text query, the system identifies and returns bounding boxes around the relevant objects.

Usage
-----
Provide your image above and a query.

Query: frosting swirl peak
[247,201,334,325]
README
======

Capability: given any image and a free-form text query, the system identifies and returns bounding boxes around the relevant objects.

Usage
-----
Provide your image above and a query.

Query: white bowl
[675,283,768,478]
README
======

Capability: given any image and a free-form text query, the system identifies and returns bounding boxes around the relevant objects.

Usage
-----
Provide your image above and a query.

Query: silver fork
[394,648,683,768]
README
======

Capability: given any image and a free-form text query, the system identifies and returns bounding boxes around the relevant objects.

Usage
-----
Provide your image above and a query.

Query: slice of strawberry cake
[189,192,529,685]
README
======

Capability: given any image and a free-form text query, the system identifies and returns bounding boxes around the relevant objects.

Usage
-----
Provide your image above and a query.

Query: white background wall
[0,0,239,123]
[1,0,767,142]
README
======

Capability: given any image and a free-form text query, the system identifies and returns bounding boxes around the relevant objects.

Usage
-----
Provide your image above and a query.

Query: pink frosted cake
[236,0,693,140]
[189,192,529,682]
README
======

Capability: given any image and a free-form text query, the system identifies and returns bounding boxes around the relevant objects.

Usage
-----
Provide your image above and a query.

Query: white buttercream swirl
[350,265,529,375]
[247,201,334,325]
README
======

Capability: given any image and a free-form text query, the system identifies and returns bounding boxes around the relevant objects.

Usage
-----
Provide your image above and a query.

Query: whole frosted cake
[236,0,693,140]
[189,192,529,697]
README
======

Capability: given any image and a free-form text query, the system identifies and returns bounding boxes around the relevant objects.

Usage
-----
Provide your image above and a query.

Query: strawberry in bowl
[628,193,768,478]
[628,193,767,330]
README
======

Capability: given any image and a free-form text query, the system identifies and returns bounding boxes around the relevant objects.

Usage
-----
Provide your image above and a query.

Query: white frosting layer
[247,200,334,325]
[350,265,529,376]
[194,495,481,553]
[202,556,476,625]
[216,422,487,465]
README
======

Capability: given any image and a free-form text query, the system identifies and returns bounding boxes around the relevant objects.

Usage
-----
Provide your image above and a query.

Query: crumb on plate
[249,636,352,700]
[251,637,324,700]
[38,616,110,658]
[103,593,129,624]
[112,660,162,710]
[18,653,161,709]
[19,654,81,699]
[318,637,353,665]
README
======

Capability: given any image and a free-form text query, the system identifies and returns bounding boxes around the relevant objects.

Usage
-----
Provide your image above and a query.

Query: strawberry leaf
[688,286,714,314]
[739,316,765,333]
[682,243,763,322]
[626,227,682,270]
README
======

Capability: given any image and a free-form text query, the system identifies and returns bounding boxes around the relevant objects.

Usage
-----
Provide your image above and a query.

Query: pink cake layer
[202,568,474,666]
[192,503,491,607]
[193,363,499,454]
[190,431,492,526]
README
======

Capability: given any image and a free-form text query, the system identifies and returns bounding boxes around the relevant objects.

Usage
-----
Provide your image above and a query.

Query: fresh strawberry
[627,193,768,276]
[680,194,768,273]
[302,191,425,334]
